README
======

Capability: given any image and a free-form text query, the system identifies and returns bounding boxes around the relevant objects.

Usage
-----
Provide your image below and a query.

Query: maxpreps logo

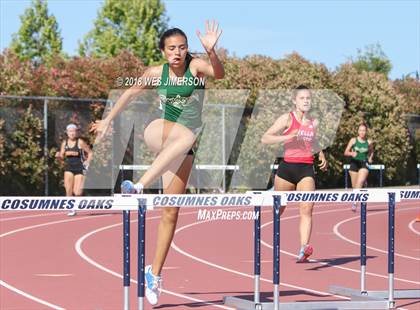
[0,198,114,210]
[197,209,260,221]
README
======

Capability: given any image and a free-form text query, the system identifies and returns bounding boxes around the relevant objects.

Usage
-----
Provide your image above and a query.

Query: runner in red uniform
[262,85,328,262]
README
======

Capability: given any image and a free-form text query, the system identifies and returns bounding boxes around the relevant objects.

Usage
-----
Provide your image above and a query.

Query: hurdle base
[224,295,390,309]
[331,285,420,299]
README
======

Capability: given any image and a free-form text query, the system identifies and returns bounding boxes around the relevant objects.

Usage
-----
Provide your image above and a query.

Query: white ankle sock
[134,182,144,193]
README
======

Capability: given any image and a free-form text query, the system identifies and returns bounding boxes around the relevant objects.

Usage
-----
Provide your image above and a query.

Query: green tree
[333,64,411,184]
[10,0,62,64]
[2,105,44,195]
[79,0,167,65]
[0,119,7,176]
[351,43,392,76]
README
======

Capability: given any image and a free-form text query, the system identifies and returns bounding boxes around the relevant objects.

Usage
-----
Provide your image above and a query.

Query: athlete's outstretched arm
[344,138,357,157]
[91,66,161,139]
[261,113,297,145]
[195,20,224,79]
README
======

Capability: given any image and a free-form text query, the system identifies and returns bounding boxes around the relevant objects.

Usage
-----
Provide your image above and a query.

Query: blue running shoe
[145,265,162,305]
[297,244,313,263]
[121,180,136,193]
[121,180,143,194]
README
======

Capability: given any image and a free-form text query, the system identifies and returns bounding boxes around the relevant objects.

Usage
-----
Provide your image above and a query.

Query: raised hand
[196,20,222,53]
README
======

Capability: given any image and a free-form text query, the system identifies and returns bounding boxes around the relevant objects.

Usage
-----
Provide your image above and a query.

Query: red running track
[1,200,419,310]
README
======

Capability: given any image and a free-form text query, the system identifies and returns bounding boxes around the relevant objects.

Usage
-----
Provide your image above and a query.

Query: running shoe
[145,265,162,305]
[121,180,143,193]
[67,210,77,216]
[296,244,313,263]
[351,202,357,212]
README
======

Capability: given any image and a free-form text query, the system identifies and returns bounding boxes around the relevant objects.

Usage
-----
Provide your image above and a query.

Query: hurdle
[330,189,420,302]
[115,192,271,310]
[119,164,153,310]
[343,164,385,188]
[417,163,420,186]
[223,189,415,310]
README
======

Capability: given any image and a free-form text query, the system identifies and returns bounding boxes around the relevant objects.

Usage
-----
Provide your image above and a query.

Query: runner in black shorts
[56,124,92,216]
[262,85,328,262]
[344,122,374,211]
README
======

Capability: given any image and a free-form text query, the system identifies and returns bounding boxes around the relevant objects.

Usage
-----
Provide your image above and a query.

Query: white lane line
[408,219,420,236]
[333,207,420,262]
[0,280,65,310]
[75,212,234,310]
[0,215,106,238]
[34,274,73,277]
[0,212,116,222]
[260,206,420,285]
[1,216,105,309]
[171,217,349,300]
[0,212,66,222]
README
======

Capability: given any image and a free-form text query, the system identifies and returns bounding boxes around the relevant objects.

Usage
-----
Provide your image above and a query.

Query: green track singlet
[352,138,369,161]
[157,61,205,130]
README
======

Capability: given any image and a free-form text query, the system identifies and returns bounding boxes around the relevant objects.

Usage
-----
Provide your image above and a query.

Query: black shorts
[349,159,369,172]
[65,169,84,176]
[65,161,85,175]
[276,161,315,185]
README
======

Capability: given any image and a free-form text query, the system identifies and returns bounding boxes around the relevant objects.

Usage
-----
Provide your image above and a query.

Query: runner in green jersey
[93,21,224,305]
[344,123,374,211]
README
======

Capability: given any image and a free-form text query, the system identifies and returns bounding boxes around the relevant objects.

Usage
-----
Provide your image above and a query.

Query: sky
[1,0,419,79]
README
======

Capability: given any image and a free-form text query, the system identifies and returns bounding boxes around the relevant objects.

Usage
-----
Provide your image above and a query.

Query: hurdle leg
[123,210,131,310]
[272,195,281,310]
[380,168,383,187]
[137,199,147,310]
[345,168,349,189]
[254,206,261,304]
[418,164,420,186]
[224,202,267,309]
[387,192,395,308]
[360,202,367,293]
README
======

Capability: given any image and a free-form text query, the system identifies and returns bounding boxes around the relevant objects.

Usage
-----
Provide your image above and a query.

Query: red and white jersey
[283,112,316,164]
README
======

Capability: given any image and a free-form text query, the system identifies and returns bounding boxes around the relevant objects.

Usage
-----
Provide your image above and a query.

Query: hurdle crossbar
[4,189,419,211]
[343,164,385,188]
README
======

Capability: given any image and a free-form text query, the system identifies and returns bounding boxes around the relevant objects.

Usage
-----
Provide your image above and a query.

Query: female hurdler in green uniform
[93,21,224,305]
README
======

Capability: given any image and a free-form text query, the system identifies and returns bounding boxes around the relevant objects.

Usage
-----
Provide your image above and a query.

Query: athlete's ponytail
[185,52,193,66]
